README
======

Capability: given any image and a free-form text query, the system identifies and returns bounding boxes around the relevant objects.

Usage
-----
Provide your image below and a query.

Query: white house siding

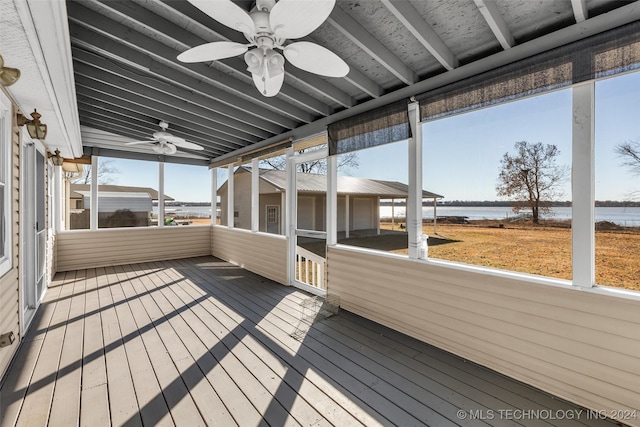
[327,245,640,426]
[211,226,287,285]
[56,226,211,271]
[0,108,22,379]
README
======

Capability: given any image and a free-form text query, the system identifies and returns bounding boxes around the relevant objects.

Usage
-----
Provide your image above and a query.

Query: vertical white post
[158,162,165,227]
[433,198,438,235]
[53,164,62,233]
[90,155,98,230]
[345,194,350,238]
[327,155,337,246]
[376,196,380,235]
[227,164,234,228]
[391,199,395,230]
[251,158,260,232]
[280,192,286,235]
[211,167,217,226]
[407,101,423,259]
[285,148,295,285]
[572,82,595,288]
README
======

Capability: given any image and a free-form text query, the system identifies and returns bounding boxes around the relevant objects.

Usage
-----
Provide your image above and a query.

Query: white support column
[90,155,98,230]
[53,164,62,233]
[327,155,337,246]
[345,194,350,238]
[572,82,595,288]
[433,198,438,235]
[211,167,217,226]
[227,164,234,228]
[158,162,165,227]
[280,192,286,235]
[285,148,295,285]
[251,158,260,232]
[407,101,423,259]
[376,196,381,235]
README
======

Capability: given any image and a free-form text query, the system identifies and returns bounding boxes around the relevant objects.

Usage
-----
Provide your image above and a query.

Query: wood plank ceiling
[67,0,633,165]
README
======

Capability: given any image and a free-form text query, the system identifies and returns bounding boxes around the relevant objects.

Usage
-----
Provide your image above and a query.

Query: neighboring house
[218,167,442,234]
[68,184,174,228]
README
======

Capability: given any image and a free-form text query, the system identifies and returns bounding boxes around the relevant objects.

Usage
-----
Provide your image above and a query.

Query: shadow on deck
[0,256,615,426]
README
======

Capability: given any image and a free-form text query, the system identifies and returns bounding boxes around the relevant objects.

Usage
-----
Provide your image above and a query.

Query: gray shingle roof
[240,168,442,199]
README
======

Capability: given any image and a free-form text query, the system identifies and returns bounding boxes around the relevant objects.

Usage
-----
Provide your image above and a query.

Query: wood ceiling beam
[380,0,458,71]
[327,5,417,86]
[73,73,250,150]
[66,1,321,121]
[75,99,232,154]
[74,84,247,152]
[72,59,260,146]
[473,0,515,50]
[71,44,275,140]
[571,0,589,23]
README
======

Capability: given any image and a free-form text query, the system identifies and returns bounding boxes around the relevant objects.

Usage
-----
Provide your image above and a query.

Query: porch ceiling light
[17,109,47,140]
[48,149,64,166]
[0,54,20,87]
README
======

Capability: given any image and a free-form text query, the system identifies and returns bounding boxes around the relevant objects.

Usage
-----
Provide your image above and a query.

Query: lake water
[380,205,640,227]
[157,205,640,227]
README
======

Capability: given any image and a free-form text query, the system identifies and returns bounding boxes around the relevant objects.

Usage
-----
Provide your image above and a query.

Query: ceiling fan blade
[124,140,155,146]
[178,41,248,63]
[188,0,255,34]
[284,42,349,77]
[171,140,205,151]
[270,0,336,39]
[252,71,284,97]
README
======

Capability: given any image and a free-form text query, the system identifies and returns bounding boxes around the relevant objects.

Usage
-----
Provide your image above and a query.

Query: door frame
[286,148,328,296]
[19,136,47,335]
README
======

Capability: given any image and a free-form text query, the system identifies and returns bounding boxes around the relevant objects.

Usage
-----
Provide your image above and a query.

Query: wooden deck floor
[0,256,617,427]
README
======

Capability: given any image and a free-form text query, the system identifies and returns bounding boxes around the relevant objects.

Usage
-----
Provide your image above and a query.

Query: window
[0,91,13,276]
[422,89,573,279]
[337,140,409,254]
[164,163,211,226]
[595,71,640,291]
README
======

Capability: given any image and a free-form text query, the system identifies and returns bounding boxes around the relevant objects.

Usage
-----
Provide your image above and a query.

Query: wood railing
[295,246,326,291]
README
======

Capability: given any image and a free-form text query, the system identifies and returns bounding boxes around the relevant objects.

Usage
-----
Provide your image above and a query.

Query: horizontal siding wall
[211,226,287,285]
[327,245,640,425]
[0,109,21,380]
[56,226,211,271]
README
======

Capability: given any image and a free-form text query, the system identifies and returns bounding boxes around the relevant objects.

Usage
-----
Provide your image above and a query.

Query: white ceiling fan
[177,0,349,97]
[125,121,205,155]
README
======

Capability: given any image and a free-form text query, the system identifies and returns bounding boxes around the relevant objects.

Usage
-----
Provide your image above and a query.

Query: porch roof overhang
[4,1,639,166]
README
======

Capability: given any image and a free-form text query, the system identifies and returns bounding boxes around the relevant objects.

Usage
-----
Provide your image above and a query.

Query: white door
[265,205,280,234]
[21,142,47,331]
[287,149,328,296]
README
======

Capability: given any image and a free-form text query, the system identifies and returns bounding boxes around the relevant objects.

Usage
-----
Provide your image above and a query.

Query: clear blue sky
[102,71,639,202]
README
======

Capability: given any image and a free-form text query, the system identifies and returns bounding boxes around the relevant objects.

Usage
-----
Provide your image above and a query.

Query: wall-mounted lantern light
[17,109,47,140]
[48,149,64,166]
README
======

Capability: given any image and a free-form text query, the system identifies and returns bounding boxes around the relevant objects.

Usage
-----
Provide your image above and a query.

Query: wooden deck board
[1,256,619,427]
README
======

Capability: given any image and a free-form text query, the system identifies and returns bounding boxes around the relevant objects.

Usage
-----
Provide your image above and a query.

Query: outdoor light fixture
[0,54,20,87]
[48,149,64,166]
[17,109,47,140]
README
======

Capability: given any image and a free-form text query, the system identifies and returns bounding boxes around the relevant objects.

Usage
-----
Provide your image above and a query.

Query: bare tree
[616,139,640,176]
[496,141,568,224]
[260,147,359,175]
[67,159,119,184]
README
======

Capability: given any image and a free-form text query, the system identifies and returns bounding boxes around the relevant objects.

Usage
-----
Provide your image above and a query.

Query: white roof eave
[1,0,83,159]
